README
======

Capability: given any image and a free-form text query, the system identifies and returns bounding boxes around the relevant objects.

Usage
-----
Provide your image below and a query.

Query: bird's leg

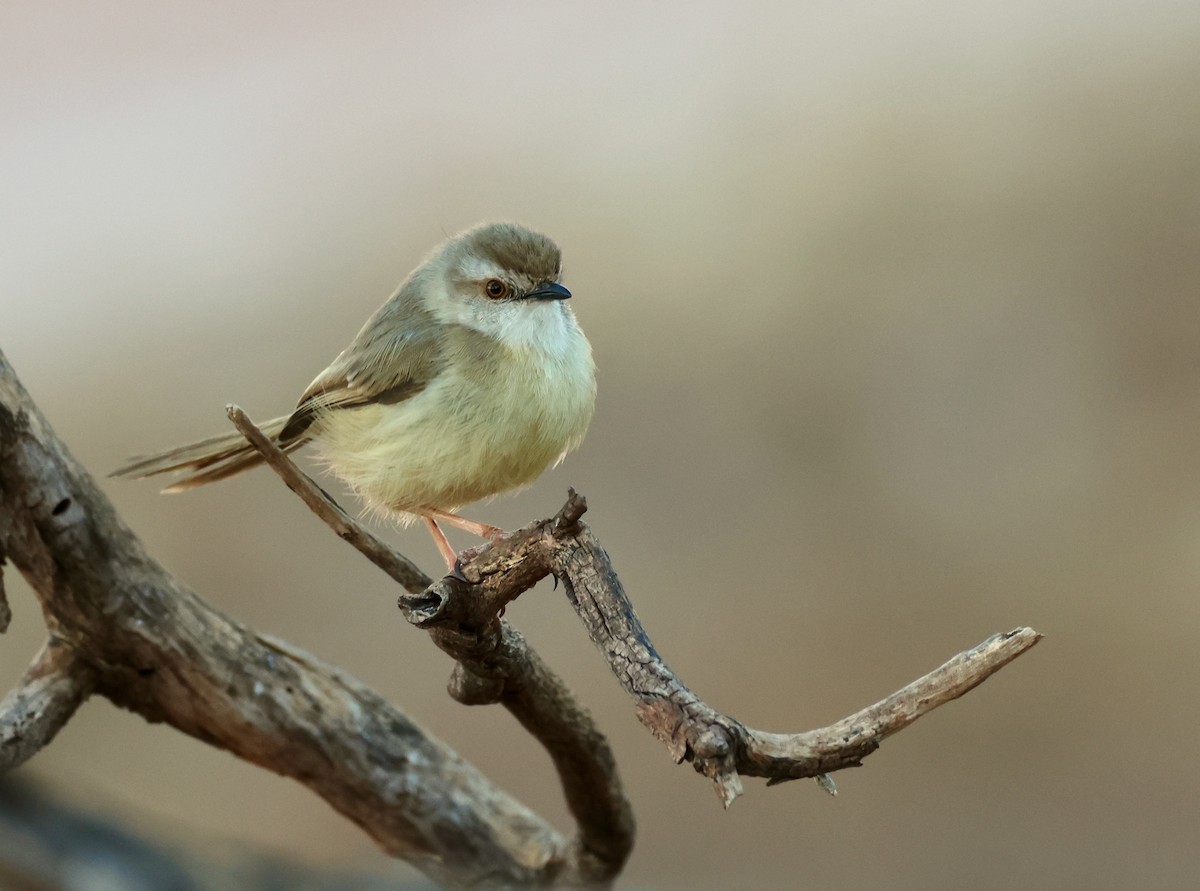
[422,506,506,542]
[422,516,459,570]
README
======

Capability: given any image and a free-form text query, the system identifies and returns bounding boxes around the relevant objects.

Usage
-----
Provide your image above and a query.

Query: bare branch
[0,638,94,773]
[406,492,1042,808]
[746,628,1041,788]
[228,405,635,883]
[555,519,1042,805]
[231,396,1040,811]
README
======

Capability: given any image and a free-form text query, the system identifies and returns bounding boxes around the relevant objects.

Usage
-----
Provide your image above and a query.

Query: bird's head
[423,222,576,347]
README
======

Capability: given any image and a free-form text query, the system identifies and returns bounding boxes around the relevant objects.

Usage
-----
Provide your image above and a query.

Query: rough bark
[405,494,1041,806]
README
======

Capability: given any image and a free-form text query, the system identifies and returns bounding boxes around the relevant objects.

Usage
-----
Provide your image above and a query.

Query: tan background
[3,2,1199,888]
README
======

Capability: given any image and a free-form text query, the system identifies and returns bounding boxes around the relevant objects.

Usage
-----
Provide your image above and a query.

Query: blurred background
[3,2,1199,888]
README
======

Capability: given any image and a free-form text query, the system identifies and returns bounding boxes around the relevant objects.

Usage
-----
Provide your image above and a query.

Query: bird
[113,222,596,569]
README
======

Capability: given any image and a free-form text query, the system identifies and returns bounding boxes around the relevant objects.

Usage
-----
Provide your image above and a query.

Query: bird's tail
[111,416,306,492]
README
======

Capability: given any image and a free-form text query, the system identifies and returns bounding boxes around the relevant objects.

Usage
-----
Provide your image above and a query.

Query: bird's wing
[279,292,447,442]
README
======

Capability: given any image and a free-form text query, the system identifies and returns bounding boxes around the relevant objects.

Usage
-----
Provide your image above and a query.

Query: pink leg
[422,516,459,569]
[422,506,505,542]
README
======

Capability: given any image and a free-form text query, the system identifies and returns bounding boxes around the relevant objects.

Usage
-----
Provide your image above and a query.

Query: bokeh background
[3,2,1199,888]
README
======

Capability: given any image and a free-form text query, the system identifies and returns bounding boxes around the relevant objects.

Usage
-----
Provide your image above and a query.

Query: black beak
[524,281,572,301]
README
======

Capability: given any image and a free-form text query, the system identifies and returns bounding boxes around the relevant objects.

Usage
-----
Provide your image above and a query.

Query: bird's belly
[312,352,593,517]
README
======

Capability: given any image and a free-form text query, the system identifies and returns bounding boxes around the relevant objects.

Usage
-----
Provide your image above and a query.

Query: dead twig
[408,492,1042,806]
[228,409,1041,810]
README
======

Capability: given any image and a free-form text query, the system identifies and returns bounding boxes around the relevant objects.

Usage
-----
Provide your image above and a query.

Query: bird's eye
[483,279,510,300]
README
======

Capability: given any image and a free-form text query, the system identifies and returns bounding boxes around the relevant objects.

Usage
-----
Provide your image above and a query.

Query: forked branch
[228,408,1042,809]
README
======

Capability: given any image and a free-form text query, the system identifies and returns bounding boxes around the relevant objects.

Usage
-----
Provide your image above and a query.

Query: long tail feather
[111,416,307,492]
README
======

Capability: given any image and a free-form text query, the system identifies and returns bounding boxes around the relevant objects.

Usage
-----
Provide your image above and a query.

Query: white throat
[481,299,580,354]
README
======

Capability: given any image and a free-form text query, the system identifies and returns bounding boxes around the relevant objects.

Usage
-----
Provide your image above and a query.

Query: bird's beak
[524,281,572,301]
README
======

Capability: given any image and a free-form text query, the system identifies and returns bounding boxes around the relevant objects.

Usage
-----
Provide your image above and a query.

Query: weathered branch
[0,638,94,773]
[743,629,1039,791]
[409,493,1040,805]
[227,405,636,882]
[228,410,1041,810]
[0,348,600,888]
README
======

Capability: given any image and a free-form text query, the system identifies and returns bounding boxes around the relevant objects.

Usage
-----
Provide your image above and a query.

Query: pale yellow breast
[312,323,595,518]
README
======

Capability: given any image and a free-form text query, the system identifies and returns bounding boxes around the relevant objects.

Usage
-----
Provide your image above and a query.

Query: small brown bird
[115,222,596,567]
